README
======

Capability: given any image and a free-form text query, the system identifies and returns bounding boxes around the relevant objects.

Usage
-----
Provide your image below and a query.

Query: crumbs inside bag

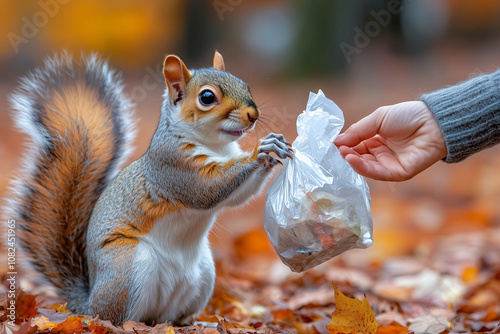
[264,90,373,272]
[276,189,363,271]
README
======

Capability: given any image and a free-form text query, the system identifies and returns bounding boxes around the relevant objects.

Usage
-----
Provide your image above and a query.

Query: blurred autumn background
[1,0,500,333]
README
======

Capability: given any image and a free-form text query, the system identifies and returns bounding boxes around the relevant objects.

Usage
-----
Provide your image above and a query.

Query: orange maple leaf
[327,283,377,334]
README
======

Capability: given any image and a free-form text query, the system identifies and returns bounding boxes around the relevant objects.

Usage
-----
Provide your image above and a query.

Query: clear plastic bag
[264,90,373,272]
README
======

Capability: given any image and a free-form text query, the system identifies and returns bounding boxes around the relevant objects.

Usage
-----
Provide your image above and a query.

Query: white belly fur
[127,209,217,323]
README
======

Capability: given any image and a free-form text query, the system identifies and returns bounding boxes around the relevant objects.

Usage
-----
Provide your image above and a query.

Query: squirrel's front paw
[256,133,293,171]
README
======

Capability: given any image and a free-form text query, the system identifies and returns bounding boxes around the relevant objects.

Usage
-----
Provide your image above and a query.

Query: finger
[344,154,396,181]
[334,107,388,147]
[339,140,373,157]
[350,141,370,156]
[348,152,417,181]
[338,145,361,159]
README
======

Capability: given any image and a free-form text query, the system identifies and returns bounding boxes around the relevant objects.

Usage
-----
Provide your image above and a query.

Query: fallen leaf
[16,291,38,319]
[375,321,410,334]
[33,315,60,330]
[215,314,255,331]
[51,316,84,334]
[271,308,319,334]
[0,320,30,334]
[375,310,407,328]
[482,308,500,322]
[97,319,130,334]
[203,328,219,334]
[393,269,465,305]
[89,321,110,334]
[407,314,451,334]
[203,287,249,322]
[122,320,151,333]
[150,323,174,334]
[287,286,334,309]
[327,283,377,334]
[37,308,72,323]
[49,303,69,313]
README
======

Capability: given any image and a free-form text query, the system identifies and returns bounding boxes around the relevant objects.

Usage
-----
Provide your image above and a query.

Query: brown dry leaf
[97,319,130,334]
[51,316,84,334]
[203,328,220,334]
[150,323,175,334]
[89,320,110,334]
[84,318,111,334]
[215,314,255,332]
[203,287,249,322]
[1,320,31,334]
[326,283,377,334]
[287,286,334,310]
[482,308,500,322]
[272,308,297,326]
[271,309,318,334]
[375,322,410,334]
[16,291,38,319]
[122,320,151,333]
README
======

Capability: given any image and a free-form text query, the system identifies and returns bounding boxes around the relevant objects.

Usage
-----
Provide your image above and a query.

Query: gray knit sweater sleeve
[421,70,500,163]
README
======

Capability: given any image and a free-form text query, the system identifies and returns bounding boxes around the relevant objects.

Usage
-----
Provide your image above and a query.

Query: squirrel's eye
[199,90,216,106]
[196,86,220,111]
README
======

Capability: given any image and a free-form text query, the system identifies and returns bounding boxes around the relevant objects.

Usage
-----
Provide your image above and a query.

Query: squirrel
[4,51,293,325]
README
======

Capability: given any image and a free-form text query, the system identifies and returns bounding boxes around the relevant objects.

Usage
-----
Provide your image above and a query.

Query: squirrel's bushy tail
[4,53,135,313]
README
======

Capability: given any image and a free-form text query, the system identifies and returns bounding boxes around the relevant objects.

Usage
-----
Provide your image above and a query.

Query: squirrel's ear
[163,55,192,105]
[213,51,225,71]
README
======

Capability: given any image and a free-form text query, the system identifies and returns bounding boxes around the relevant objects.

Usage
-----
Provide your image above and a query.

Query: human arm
[335,70,500,181]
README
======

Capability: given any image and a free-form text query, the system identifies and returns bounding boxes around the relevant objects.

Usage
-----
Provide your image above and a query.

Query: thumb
[334,107,386,147]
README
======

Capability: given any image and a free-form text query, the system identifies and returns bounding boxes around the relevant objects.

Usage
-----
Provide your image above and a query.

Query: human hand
[334,101,447,181]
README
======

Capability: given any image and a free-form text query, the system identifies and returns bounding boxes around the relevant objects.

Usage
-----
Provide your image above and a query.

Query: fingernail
[334,134,344,145]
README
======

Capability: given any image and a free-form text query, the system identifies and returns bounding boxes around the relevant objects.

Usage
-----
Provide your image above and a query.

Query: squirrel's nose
[247,112,256,123]
[247,107,260,123]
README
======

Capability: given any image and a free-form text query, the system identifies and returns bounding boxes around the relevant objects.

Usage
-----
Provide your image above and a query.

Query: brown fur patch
[45,84,116,160]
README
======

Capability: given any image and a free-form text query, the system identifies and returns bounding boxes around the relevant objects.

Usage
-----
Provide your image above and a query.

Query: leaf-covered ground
[1,219,500,333]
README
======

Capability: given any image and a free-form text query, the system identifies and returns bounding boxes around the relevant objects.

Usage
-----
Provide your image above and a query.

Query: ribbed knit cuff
[421,70,500,163]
